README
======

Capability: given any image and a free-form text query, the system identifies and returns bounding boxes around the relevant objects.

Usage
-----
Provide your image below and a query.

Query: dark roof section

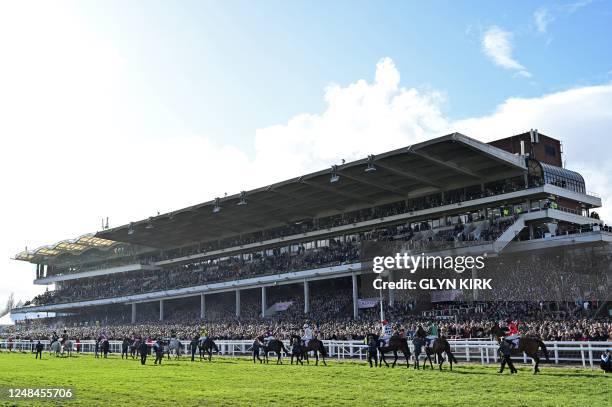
[95,133,526,249]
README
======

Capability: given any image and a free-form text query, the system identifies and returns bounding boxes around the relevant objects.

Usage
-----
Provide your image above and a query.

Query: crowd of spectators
[5,295,610,343]
[28,213,523,307]
[47,176,532,278]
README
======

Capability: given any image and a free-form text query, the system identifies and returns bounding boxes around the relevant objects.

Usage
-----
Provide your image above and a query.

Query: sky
[1,0,611,308]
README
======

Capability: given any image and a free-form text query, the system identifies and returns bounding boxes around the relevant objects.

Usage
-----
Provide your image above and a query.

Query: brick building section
[489,131,562,167]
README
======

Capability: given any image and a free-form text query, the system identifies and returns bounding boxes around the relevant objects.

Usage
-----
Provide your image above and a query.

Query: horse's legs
[403,350,409,368]
[392,351,398,368]
[533,355,540,374]
[447,351,453,371]
[438,352,444,370]
[380,351,389,367]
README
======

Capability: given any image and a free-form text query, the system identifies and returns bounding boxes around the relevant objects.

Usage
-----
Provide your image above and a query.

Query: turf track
[0,352,608,406]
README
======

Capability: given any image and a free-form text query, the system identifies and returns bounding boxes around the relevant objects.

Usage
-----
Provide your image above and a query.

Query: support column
[526,198,531,213]
[352,274,358,320]
[304,280,310,314]
[200,293,206,319]
[388,271,395,307]
[131,303,136,324]
[159,300,164,321]
[235,289,241,317]
[261,286,267,318]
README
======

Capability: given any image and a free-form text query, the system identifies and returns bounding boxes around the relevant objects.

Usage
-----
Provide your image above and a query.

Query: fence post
[587,343,593,369]
[465,341,470,362]
[554,342,559,364]
[580,343,585,367]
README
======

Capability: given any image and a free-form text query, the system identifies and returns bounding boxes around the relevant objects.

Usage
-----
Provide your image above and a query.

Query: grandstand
[8,131,611,336]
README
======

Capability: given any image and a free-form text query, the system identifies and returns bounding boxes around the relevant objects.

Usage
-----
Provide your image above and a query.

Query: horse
[50,340,63,357]
[288,335,304,365]
[100,338,110,358]
[130,339,141,359]
[198,338,219,362]
[168,338,183,359]
[424,336,458,371]
[412,337,427,370]
[289,334,328,366]
[491,326,549,374]
[62,339,75,357]
[368,333,410,368]
[255,336,290,365]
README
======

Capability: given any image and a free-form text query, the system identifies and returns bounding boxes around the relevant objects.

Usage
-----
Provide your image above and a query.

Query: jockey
[420,324,437,347]
[505,319,520,348]
[416,325,427,339]
[398,328,407,339]
[200,326,209,342]
[302,323,313,346]
[380,320,393,346]
[61,330,68,345]
[51,331,59,344]
[263,328,275,345]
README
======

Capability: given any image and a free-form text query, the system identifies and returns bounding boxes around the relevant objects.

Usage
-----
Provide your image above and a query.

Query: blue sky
[1,0,611,307]
[71,0,612,150]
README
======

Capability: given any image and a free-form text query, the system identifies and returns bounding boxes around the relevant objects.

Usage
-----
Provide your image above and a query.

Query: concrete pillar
[159,300,164,321]
[261,286,267,317]
[529,224,535,240]
[304,280,310,314]
[235,289,241,317]
[131,303,136,324]
[388,271,395,307]
[352,274,358,320]
[200,293,206,319]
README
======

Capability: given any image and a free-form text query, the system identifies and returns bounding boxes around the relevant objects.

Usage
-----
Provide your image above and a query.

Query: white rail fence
[0,339,609,368]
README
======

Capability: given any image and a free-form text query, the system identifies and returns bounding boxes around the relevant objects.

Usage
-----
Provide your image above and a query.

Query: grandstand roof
[93,133,527,249]
[14,234,121,263]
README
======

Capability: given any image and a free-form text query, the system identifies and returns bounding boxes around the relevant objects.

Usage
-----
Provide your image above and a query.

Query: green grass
[0,352,608,406]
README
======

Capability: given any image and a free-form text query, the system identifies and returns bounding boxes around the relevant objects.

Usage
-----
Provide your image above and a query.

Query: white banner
[273,301,293,311]
[358,299,378,309]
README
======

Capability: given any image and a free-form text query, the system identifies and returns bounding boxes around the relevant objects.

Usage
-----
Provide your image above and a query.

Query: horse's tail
[446,342,458,363]
[319,341,327,357]
[401,338,411,355]
[538,339,549,362]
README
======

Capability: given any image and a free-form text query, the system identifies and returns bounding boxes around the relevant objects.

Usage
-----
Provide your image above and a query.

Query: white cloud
[534,1,592,34]
[453,85,612,222]
[534,8,553,33]
[482,26,531,78]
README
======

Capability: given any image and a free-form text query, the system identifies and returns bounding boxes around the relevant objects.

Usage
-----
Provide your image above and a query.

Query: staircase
[493,216,526,253]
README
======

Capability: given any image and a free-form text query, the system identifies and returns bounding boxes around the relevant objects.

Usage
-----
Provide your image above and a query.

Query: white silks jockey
[302,323,313,346]
[380,320,393,347]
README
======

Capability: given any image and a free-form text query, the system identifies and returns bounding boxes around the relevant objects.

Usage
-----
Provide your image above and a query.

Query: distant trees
[0,293,15,317]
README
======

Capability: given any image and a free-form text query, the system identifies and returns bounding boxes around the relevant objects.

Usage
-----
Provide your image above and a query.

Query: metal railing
[1,339,609,368]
